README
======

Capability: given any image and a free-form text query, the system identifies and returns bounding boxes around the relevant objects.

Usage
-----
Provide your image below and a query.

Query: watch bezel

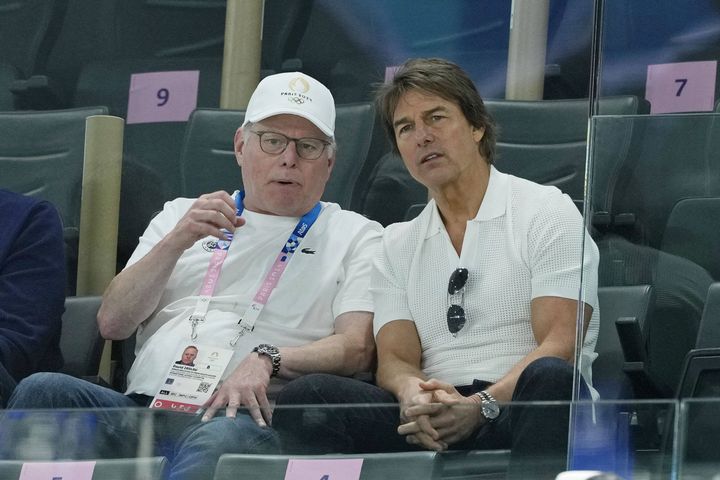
[478,390,500,421]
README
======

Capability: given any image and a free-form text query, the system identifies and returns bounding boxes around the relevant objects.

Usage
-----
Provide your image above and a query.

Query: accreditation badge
[150,343,233,414]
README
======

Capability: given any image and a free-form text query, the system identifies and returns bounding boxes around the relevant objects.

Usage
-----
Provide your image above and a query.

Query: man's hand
[396,378,447,451]
[201,352,273,426]
[167,191,245,252]
[400,379,485,448]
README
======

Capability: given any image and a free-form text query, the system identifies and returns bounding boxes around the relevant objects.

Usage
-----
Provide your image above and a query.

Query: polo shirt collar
[425,166,507,239]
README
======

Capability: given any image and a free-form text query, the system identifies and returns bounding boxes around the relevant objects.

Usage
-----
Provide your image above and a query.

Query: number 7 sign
[645,61,717,114]
[127,70,200,124]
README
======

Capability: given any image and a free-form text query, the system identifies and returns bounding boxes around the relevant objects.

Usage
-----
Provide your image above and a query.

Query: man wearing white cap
[7,72,382,480]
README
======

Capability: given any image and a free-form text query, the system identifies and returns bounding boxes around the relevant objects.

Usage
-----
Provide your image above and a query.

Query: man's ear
[234,127,245,167]
[472,126,485,143]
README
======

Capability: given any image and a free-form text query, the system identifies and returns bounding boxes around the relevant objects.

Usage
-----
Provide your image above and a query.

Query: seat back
[325,102,376,208]
[0,62,18,110]
[361,152,427,226]
[660,198,720,281]
[59,296,104,378]
[180,108,245,198]
[0,457,167,480]
[599,114,717,250]
[0,106,108,229]
[594,285,654,399]
[0,0,63,78]
[485,96,641,203]
[694,283,720,349]
[214,452,439,480]
[0,106,109,292]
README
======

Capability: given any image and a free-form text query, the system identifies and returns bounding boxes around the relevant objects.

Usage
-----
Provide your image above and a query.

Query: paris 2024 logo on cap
[282,76,312,105]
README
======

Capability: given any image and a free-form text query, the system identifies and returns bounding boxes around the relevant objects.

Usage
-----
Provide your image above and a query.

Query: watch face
[482,402,500,420]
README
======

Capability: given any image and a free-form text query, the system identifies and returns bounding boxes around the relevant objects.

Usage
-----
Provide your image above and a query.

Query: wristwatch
[476,390,500,422]
[252,344,281,377]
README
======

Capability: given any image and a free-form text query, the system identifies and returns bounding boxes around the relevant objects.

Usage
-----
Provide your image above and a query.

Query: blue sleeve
[0,199,66,380]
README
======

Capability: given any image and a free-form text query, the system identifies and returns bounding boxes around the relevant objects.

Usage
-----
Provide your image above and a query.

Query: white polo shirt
[124,195,382,397]
[372,167,599,396]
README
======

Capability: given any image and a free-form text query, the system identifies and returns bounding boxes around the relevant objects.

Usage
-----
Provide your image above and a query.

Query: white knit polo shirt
[372,166,599,395]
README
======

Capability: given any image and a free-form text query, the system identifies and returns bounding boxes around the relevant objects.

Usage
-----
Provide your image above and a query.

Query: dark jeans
[274,357,588,480]
[2,372,279,480]
[0,362,16,408]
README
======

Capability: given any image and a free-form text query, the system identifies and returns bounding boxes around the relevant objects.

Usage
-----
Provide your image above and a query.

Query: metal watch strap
[253,344,281,377]
[475,389,500,421]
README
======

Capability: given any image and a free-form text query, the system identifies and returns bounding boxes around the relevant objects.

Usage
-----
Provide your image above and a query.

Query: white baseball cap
[242,72,335,138]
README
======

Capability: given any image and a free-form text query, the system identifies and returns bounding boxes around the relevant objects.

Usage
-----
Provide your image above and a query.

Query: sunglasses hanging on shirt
[446,267,469,336]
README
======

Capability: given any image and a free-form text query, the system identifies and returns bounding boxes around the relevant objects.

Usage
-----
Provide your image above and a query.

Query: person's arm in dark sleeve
[0,200,66,380]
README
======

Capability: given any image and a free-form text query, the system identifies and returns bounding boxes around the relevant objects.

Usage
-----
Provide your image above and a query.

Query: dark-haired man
[275,58,599,479]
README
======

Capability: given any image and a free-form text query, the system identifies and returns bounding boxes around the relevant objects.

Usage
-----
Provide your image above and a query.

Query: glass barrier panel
[678,398,720,479]
[0,400,679,480]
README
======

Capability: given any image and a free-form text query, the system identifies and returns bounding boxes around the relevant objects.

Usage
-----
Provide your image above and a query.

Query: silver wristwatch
[476,390,500,421]
[252,344,281,377]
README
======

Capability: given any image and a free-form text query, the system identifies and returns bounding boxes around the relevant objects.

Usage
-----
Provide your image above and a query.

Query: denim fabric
[4,372,280,480]
[0,362,16,408]
[275,357,588,480]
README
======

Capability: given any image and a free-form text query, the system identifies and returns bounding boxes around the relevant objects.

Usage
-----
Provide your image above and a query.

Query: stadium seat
[596,113,716,250]
[0,62,18,110]
[59,296,104,379]
[673,286,720,466]
[0,0,63,79]
[594,285,654,399]
[213,452,439,480]
[326,102,377,208]
[485,96,642,203]
[0,106,109,294]
[659,198,720,282]
[361,153,426,226]
[180,108,245,198]
[0,457,167,480]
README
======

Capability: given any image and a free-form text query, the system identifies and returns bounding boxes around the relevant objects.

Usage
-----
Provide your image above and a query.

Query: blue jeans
[274,357,588,480]
[4,372,279,480]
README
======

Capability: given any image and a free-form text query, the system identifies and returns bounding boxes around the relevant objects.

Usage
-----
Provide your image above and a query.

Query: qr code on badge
[196,382,211,394]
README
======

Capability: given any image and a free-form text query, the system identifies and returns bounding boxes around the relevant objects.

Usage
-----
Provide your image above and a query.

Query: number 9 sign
[127,70,200,124]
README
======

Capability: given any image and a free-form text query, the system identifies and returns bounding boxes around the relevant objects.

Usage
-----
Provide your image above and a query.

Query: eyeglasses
[251,130,331,160]
[447,268,469,336]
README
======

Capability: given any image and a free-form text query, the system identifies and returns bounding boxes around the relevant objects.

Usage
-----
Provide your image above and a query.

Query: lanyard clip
[229,321,254,347]
[189,315,205,339]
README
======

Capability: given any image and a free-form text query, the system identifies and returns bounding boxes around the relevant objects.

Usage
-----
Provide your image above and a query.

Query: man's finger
[419,378,454,393]
[416,414,439,440]
[257,392,273,426]
[432,389,460,405]
[245,396,267,427]
[405,402,443,418]
[398,420,420,435]
[226,402,240,419]
[201,404,219,422]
